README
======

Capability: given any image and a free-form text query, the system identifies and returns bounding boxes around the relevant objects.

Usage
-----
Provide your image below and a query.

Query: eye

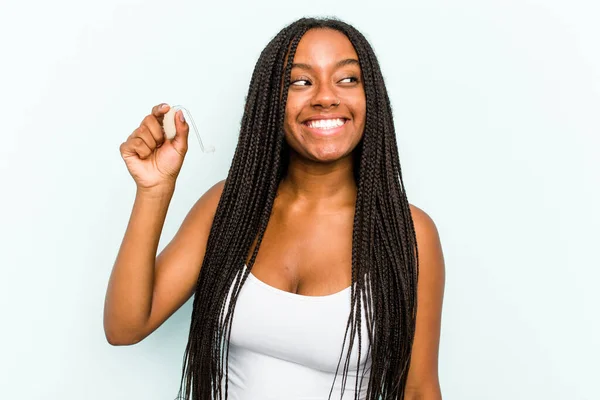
[339,76,359,84]
[291,78,311,86]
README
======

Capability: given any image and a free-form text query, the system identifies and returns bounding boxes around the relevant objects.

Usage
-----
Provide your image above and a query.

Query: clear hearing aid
[163,104,215,153]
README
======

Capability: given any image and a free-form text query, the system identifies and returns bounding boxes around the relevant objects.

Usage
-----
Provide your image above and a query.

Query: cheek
[283,102,303,134]
[350,100,367,134]
[356,98,366,123]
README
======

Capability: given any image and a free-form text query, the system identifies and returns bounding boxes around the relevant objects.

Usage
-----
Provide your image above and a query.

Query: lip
[301,114,350,137]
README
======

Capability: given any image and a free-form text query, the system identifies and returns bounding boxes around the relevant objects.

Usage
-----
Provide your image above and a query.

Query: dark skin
[105,27,444,400]
[247,28,365,295]
[248,28,445,398]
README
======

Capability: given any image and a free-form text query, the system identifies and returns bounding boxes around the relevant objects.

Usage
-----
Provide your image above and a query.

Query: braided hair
[176,17,418,400]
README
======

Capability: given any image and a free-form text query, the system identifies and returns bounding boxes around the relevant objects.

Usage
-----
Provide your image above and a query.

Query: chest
[247,201,355,296]
[227,269,371,374]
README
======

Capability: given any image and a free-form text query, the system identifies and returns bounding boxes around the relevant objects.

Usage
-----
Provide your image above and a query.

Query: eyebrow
[291,58,360,70]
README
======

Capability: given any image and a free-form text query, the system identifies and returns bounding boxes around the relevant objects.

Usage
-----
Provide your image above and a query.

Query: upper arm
[404,204,446,398]
[140,179,226,339]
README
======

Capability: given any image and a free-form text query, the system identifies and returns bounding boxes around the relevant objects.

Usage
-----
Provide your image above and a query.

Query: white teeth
[306,118,345,129]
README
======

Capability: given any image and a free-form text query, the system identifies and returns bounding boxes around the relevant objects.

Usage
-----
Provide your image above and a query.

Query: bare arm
[103,180,225,345]
[404,204,446,399]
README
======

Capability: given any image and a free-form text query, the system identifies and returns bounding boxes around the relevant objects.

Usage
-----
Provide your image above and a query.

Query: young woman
[104,17,445,400]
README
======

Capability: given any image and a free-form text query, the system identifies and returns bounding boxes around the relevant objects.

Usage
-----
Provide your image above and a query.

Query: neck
[278,151,357,208]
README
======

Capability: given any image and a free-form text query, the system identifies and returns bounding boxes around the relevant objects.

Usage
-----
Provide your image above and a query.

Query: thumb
[172,109,189,152]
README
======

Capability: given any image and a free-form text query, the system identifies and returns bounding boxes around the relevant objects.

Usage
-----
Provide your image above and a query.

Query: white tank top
[221,266,372,400]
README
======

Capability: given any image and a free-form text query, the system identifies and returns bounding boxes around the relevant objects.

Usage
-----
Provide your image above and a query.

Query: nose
[310,82,339,108]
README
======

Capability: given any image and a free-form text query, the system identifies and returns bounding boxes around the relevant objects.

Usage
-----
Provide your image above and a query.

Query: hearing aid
[163,105,215,153]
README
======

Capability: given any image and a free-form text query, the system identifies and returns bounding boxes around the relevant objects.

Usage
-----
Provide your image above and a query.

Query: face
[283,28,366,163]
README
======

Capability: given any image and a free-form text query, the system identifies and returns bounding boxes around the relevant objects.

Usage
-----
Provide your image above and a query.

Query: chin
[307,146,352,163]
[284,129,360,163]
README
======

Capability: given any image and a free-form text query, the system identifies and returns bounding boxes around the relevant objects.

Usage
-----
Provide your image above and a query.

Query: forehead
[293,28,359,65]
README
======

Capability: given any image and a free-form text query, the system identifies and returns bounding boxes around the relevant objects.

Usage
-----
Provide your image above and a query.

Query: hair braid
[176,17,418,400]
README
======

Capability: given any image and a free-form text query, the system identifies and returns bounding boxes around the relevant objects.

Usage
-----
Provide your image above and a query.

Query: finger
[141,115,165,147]
[131,137,153,159]
[134,125,158,150]
[171,110,189,154]
[121,137,152,159]
[151,103,170,124]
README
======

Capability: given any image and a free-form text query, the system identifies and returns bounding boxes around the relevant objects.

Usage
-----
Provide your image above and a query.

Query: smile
[304,118,347,130]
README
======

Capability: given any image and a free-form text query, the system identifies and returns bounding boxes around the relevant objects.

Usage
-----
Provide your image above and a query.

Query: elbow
[104,326,140,346]
[104,330,140,346]
[103,318,146,346]
[404,387,442,400]
[405,395,441,400]
[104,329,145,346]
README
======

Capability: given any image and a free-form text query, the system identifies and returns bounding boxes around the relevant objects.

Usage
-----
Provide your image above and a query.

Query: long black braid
[176,17,419,400]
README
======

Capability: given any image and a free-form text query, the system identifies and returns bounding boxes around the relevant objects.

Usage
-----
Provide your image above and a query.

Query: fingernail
[179,111,185,123]
[160,104,168,110]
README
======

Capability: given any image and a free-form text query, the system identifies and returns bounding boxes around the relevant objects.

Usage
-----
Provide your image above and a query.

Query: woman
[104,17,445,400]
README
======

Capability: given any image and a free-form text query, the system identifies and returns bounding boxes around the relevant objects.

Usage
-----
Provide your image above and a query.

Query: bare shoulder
[180,179,226,230]
[207,178,226,199]
[409,204,444,260]
[156,178,226,267]
[194,179,226,215]
[409,204,439,238]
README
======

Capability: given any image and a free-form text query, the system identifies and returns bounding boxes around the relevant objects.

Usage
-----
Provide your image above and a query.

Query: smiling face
[283,28,366,163]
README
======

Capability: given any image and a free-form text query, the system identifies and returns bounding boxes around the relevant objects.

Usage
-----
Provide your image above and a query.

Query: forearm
[103,186,175,344]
